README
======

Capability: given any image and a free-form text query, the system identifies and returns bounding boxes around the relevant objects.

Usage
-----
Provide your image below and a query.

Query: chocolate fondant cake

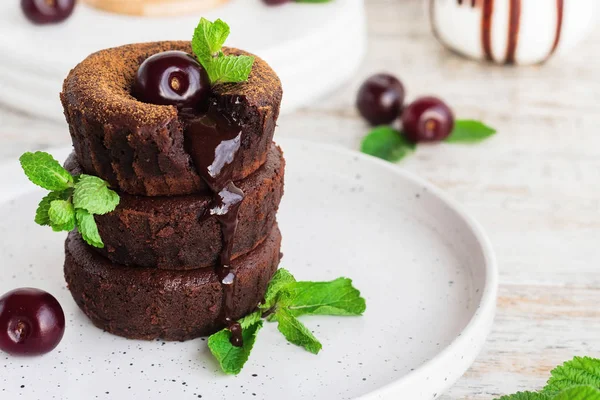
[60,37,286,343]
[65,226,281,341]
[61,42,282,197]
[64,145,285,269]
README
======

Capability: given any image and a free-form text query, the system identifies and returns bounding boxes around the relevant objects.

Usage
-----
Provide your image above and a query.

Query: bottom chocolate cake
[64,225,281,341]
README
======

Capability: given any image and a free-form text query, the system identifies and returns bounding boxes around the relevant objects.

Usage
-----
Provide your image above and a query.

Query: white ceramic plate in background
[0,139,497,399]
[0,0,365,121]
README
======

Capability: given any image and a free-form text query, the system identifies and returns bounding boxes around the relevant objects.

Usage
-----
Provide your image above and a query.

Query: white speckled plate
[0,139,497,400]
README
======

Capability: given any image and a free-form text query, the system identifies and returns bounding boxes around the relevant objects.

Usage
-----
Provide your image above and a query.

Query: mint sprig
[496,357,600,400]
[207,269,366,374]
[192,18,254,84]
[360,119,497,162]
[20,152,119,248]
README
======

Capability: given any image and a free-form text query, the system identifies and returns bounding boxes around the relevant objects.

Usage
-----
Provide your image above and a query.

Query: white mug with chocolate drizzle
[428,0,598,65]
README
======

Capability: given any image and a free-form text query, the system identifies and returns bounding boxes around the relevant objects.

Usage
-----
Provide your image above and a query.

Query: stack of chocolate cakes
[59,41,284,341]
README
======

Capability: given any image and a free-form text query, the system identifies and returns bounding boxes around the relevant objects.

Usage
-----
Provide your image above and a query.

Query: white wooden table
[1,1,599,398]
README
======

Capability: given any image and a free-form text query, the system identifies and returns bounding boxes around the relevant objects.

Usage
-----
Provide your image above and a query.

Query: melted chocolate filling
[182,105,246,347]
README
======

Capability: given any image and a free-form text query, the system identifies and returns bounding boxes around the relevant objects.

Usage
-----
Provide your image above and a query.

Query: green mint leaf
[192,18,230,66]
[208,54,255,84]
[259,268,297,312]
[544,357,600,393]
[206,19,230,55]
[237,311,263,327]
[75,209,104,248]
[494,392,550,400]
[191,18,213,65]
[208,311,263,375]
[73,175,120,215]
[191,18,254,84]
[360,126,416,162]
[552,385,600,400]
[445,120,497,143]
[51,221,75,233]
[275,307,322,355]
[35,190,71,226]
[35,194,55,226]
[20,152,74,191]
[48,199,75,228]
[281,277,366,318]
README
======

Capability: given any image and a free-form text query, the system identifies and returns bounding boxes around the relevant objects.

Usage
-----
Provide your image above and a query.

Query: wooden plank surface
[1,1,599,398]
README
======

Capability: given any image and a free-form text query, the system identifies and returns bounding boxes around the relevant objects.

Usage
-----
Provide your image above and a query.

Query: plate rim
[0,138,498,399]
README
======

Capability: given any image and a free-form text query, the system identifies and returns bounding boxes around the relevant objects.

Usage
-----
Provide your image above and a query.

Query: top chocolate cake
[60,41,282,196]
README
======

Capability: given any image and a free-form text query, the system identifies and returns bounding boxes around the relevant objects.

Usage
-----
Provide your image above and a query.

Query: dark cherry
[21,0,75,25]
[401,96,455,143]
[0,288,65,356]
[133,51,211,108]
[263,0,291,5]
[357,73,406,126]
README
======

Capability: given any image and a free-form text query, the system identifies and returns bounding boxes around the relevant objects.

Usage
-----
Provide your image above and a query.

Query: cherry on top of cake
[132,50,211,109]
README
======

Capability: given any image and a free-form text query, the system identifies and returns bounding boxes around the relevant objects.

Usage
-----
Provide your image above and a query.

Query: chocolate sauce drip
[182,106,246,347]
[228,322,243,347]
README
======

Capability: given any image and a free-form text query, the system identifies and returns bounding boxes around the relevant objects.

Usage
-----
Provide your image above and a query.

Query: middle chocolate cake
[64,144,284,270]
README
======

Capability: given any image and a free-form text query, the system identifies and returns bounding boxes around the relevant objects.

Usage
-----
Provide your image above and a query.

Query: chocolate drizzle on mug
[481,0,495,61]
[547,0,564,59]
[505,0,521,64]
[182,106,246,347]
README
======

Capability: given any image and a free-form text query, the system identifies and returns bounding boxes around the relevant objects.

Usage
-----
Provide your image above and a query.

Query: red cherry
[402,97,455,143]
[21,0,75,25]
[133,51,211,108]
[0,288,65,356]
[357,73,406,126]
